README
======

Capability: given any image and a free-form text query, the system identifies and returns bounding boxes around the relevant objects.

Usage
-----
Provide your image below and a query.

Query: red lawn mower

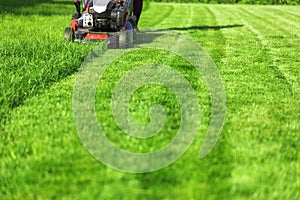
[64,0,137,48]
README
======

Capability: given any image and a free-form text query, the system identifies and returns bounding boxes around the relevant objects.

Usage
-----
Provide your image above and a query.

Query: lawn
[1,0,299,199]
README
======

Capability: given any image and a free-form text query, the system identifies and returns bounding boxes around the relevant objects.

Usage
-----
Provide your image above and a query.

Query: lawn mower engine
[64,0,137,48]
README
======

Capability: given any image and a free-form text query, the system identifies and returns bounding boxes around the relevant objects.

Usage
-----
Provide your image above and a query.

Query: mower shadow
[134,32,166,46]
[150,24,244,32]
[134,24,243,46]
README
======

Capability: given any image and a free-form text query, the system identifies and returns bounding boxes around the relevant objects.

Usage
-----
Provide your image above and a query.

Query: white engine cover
[93,0,112,14]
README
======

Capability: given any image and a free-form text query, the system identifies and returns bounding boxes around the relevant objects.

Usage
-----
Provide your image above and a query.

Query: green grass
[1,1,300,199]
[0,0,51,7]
[0,1,96,122]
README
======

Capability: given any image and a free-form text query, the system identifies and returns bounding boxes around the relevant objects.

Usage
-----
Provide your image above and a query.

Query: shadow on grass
[151,24,244,32]
[134,24,243,46]
[134,32,166,46]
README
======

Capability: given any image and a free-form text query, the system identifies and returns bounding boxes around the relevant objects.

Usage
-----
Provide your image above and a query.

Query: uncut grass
[0,0,51,8]
[0,1,96,123]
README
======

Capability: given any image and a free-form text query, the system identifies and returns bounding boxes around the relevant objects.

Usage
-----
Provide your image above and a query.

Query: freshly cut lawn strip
[210,5,300,198]
[231,6,300,90]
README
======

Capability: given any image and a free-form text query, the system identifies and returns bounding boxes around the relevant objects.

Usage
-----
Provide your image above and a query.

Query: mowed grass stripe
[186,5,228,64]
[159,3,234,189]
[229,6,300,90]
[214,5,300,198]
[183,4,235,198]
[139,3,174,29]
[224,5,298,113]
[243,6,300,38]
[271,6,300,18]
[211,5,283,198]
[237,7,294,38]
[167,4,233,198]
[258,7,300,32]
[241,6,300,91]
[156,3,193,28]
[130,3,233,198]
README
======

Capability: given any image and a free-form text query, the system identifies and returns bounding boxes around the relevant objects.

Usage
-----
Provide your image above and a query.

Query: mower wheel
[108,21,135,49]
[126,21,134,48]
[118,21,134,49]
[129,19,137,41]
[108,35,119,49]
[64,27,74,42]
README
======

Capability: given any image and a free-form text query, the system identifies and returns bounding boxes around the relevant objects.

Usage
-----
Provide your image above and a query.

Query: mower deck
[64,0,137,49]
